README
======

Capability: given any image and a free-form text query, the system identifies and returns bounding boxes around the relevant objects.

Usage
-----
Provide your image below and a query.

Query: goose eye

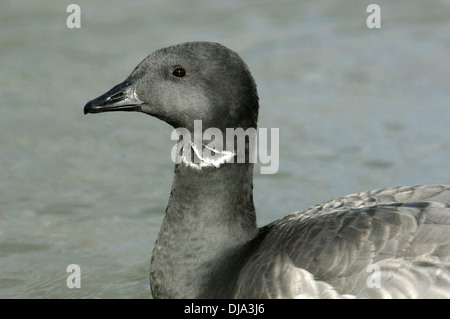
[172,67,186,77]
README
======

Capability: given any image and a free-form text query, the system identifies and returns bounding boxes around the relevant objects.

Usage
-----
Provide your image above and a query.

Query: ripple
[363,160,394,169]
[0,278,25,289]
[0,242,51,257]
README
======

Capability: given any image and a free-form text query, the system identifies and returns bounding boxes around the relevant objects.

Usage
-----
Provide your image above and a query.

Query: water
[1,0,449,298]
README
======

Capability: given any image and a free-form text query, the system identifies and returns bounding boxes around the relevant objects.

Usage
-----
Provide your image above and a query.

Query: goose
[84,41,450,298]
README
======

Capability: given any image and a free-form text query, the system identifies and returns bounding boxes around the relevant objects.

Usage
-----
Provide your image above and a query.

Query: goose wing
[235,185,450,298]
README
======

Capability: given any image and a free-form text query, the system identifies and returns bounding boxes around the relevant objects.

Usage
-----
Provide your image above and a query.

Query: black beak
[84,79,143,115]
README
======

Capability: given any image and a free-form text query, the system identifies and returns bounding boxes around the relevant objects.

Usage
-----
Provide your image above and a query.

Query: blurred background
[1,0,449,298]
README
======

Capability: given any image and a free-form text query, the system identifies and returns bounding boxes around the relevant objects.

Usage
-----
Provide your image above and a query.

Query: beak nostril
[110,92,124,101]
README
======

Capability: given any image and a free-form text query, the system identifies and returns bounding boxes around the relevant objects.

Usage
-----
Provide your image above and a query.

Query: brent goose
[84,41,450,298]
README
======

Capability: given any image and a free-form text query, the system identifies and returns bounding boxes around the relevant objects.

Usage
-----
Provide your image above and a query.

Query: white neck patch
[179,142,236,169]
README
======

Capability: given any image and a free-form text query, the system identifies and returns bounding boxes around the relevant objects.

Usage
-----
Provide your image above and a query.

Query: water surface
[1,0,449,298]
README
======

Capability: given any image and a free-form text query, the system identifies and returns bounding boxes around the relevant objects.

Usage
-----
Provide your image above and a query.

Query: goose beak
[84,79,143,114]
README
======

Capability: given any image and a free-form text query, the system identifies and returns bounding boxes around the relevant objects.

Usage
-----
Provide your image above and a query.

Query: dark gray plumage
[84,42,450,298]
